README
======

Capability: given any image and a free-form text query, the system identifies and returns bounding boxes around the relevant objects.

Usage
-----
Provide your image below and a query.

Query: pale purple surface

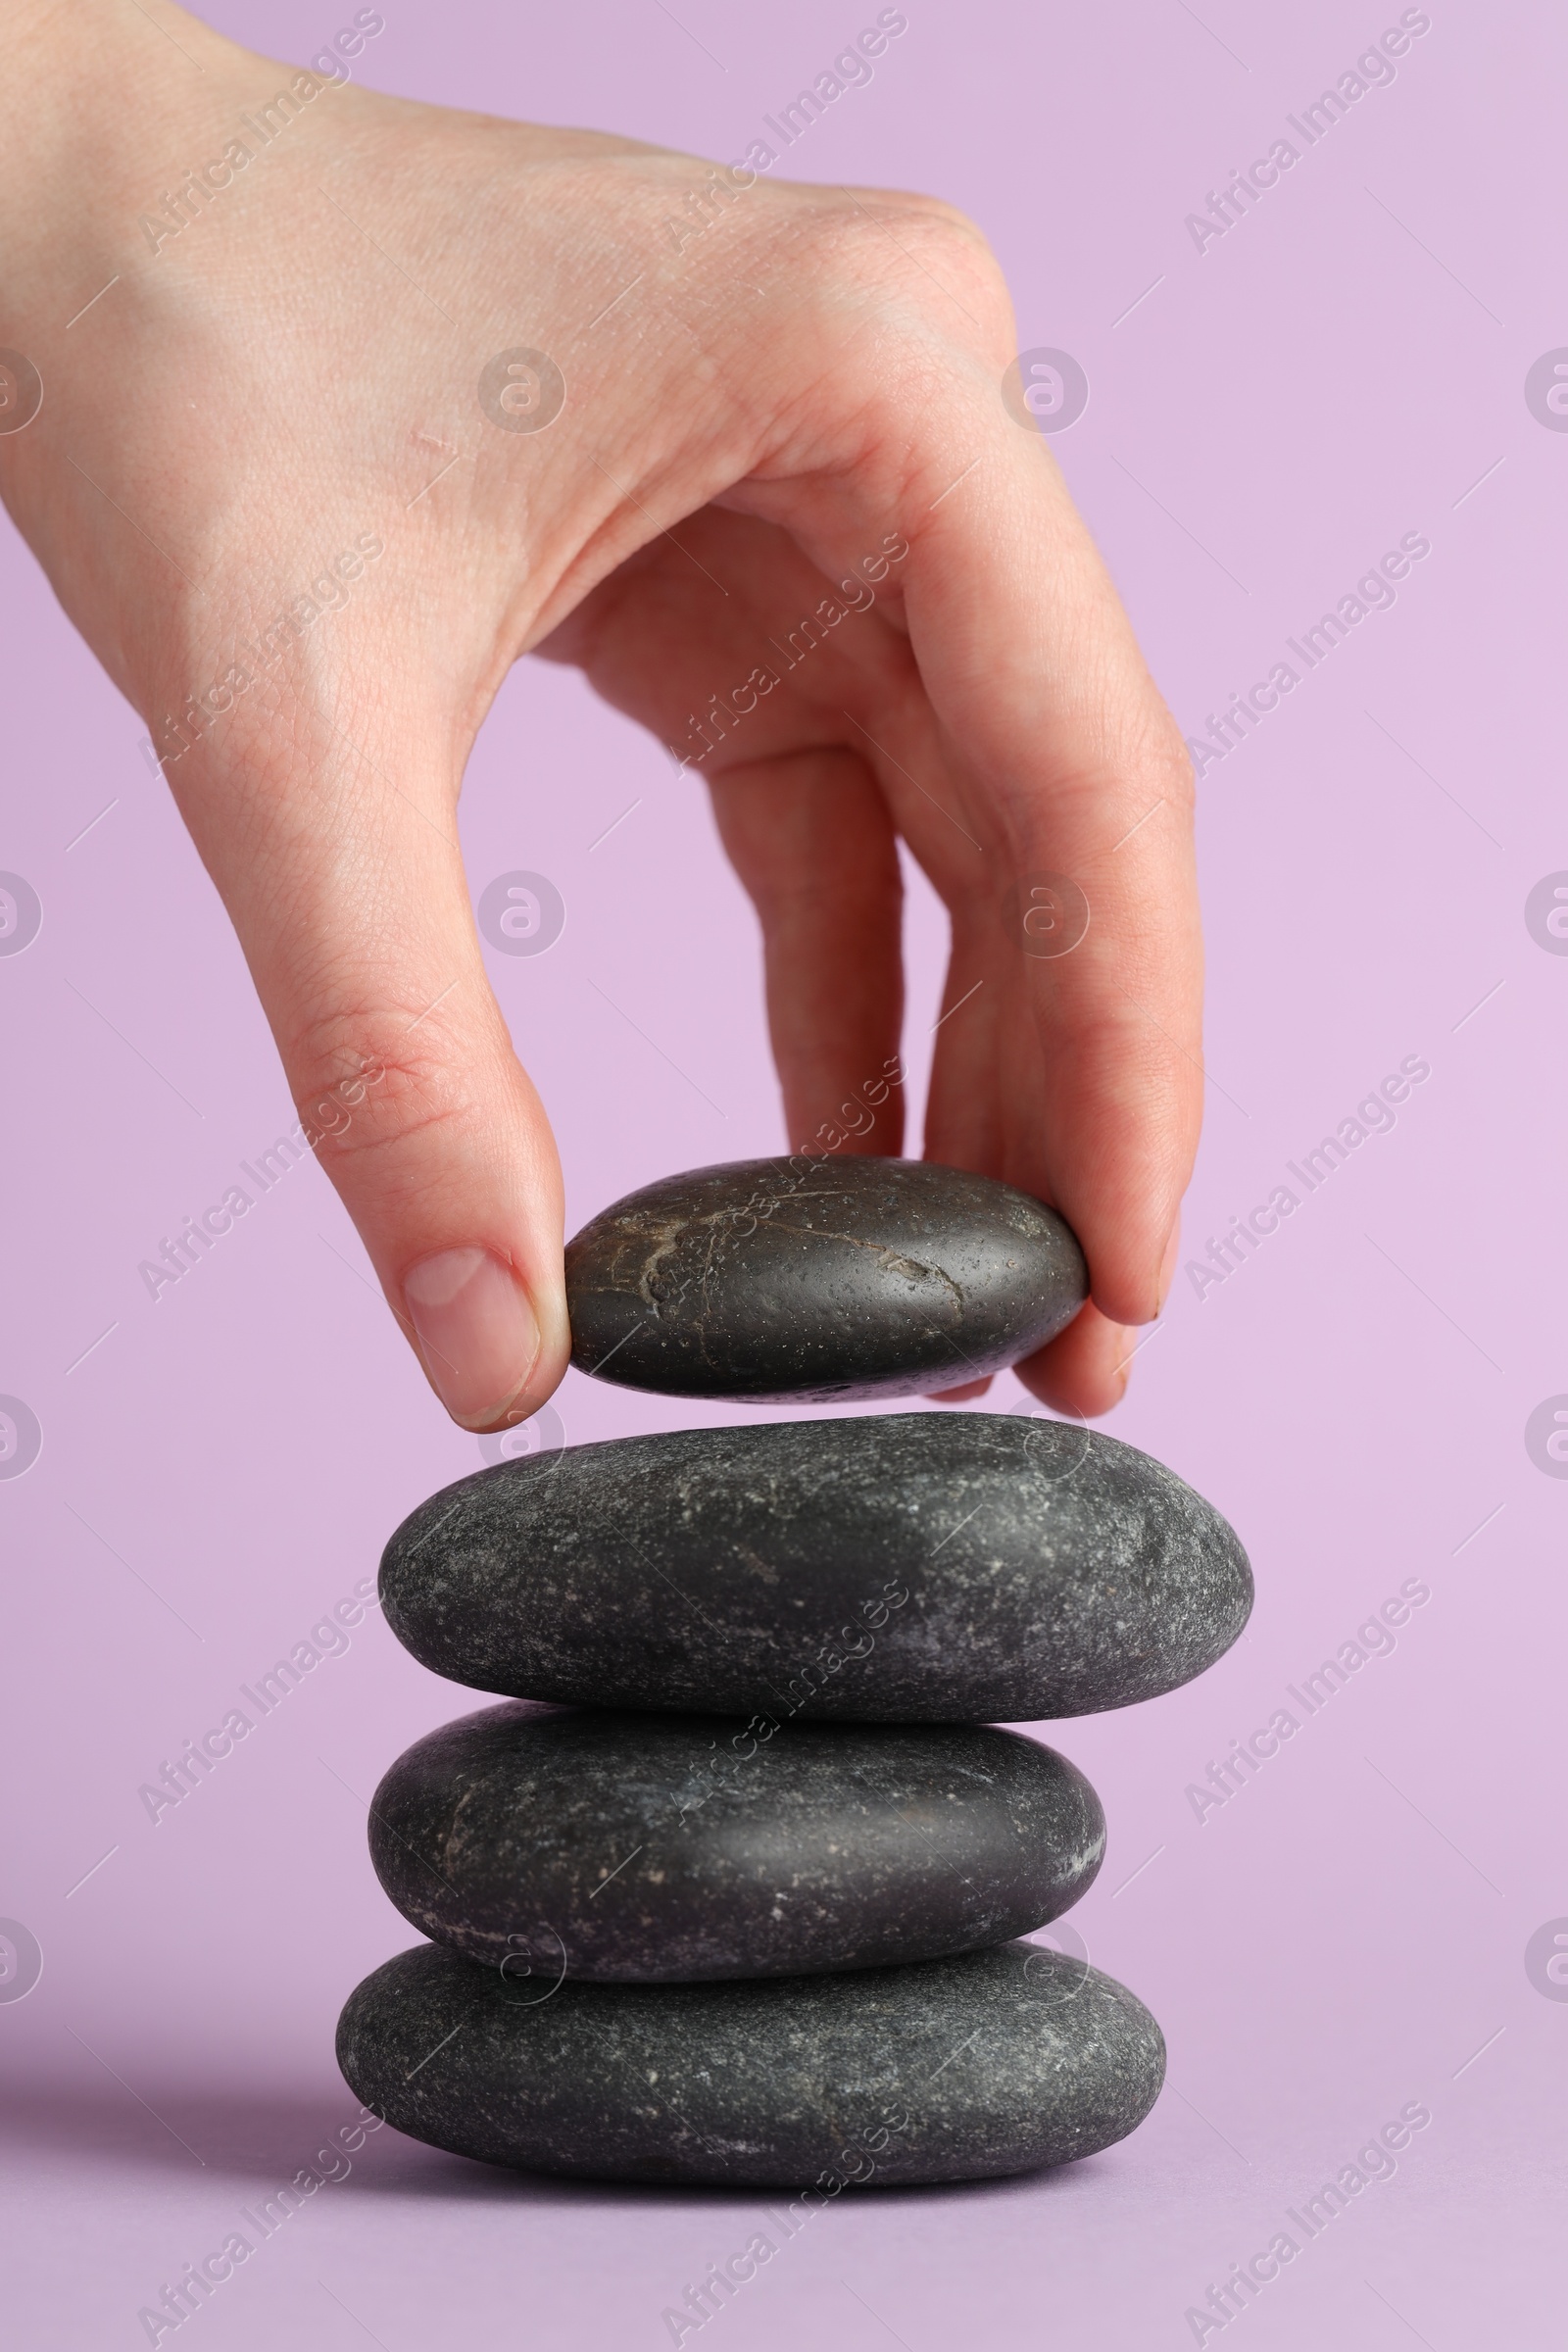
[2,1,1564,2344]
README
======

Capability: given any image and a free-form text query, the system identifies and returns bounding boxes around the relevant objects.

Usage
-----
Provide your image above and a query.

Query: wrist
[0,3,252,317]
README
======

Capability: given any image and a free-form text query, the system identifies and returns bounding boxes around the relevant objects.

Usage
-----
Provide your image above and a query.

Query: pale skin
[1,2,1202,1432]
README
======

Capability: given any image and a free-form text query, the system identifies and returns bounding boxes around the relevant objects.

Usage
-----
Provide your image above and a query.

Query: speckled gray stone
[564,1156,1087,1400]
[379,1412,1250,1721]
[368,1702,1104,1982]
[336,1937,1164,2185]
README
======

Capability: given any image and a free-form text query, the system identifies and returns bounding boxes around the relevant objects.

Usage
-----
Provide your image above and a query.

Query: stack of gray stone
[337,1157,1251,2186]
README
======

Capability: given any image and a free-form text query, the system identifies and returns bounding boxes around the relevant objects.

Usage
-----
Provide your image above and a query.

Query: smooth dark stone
[564,1155,1087,1400]
[336,1938,1164,2186]
[380,1412,1251,1722]
[368,1702,1103,1982]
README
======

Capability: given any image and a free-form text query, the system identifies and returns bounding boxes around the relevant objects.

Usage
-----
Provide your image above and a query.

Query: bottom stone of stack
[336,1939,1164,2187]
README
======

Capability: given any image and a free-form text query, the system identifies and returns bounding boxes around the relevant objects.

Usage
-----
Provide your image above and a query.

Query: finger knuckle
[807,192,1012,335]
[288,1012,484,1169]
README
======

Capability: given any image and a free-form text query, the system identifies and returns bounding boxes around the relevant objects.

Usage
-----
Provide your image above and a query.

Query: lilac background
[3,1,1564,2344]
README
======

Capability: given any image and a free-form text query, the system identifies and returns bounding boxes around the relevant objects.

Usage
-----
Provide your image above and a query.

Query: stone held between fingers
[564,1154,1089,1401]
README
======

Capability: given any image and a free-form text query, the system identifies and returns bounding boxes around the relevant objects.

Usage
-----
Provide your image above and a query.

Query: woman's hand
[0,1,1200,1429]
